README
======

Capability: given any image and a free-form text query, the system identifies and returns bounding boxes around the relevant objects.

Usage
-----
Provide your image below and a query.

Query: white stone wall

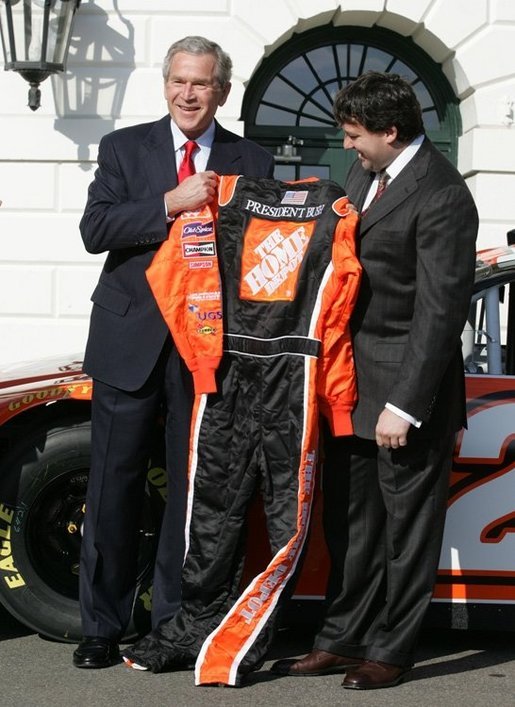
[0,0,514,366]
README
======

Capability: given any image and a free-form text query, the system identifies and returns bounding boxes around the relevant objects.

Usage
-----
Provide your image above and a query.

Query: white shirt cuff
[385,403,422,428]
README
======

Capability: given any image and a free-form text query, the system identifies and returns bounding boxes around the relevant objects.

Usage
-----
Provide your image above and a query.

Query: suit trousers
[315,429,455,667]
[79,337,193,639]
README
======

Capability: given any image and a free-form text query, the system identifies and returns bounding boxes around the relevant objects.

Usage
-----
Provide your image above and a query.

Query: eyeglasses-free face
[164,51,231,140]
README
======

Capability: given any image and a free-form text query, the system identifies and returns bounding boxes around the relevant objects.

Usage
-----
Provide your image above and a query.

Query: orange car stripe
[433,584,515,601]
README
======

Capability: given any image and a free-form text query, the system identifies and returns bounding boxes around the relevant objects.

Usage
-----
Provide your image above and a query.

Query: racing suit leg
[194,354,319,686]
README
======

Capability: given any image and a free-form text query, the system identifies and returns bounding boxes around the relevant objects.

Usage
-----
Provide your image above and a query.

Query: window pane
[299,113,333,127]
[422,109,440,131]
[302,91,334,122]
[413,81,436,110]
[256,105,296,126]
[348,43,366,77]
[362,47,394,73]
[281,56,318,92]
[306,46,338,82]
[263,76,304,111]
[300,165,330,179]
[390,60,417,82]
[274,164,296,181]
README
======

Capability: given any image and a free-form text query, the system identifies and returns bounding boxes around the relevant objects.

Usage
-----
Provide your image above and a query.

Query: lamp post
[0,0,81,111]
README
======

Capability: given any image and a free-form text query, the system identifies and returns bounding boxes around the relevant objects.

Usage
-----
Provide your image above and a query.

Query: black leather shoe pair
[73,637,120,669]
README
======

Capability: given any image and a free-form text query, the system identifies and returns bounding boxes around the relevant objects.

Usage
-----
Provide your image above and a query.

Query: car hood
[0,353,85,390]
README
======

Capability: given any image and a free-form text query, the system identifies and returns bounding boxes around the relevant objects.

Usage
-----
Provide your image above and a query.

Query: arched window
[242,25,460,183]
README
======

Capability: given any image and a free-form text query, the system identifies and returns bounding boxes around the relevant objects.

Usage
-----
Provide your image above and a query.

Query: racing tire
[0,416,164,642]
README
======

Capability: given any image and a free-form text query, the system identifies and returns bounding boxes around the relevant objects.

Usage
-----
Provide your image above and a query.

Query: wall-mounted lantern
[0,0,81,111]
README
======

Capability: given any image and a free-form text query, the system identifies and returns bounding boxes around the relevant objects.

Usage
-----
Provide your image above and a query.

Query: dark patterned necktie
[178,140,198,182]
[361,170,389,216]
[370,172,390,204]
[372,170,389,203]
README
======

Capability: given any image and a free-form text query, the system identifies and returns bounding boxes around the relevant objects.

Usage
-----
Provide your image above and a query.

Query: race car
[1,241,515,641]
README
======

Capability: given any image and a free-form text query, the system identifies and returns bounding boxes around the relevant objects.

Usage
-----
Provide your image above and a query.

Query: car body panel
[1,245,515,634]
[0,356,91,427]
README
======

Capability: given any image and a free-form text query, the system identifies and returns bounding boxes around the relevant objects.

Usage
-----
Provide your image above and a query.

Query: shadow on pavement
[0,604,34,641]
[247,624,515,686]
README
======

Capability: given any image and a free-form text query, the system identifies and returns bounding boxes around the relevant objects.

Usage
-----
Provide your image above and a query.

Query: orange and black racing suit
[124,175,361,685]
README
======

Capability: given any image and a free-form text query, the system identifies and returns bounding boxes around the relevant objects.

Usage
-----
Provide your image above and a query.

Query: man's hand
[165,171,218,216]
[375,408,411,449]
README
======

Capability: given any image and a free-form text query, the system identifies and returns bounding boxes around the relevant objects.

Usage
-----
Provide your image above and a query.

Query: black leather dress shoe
[342,660,410,689]
[73,637,120,669]
[271,649,363,676]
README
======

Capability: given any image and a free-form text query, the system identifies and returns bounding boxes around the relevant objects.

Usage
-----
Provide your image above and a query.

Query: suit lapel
[360,168,417,232]
[207,122,244,174]
[355,138,432,234]
[140,115,178,194]
[347,167,373,212]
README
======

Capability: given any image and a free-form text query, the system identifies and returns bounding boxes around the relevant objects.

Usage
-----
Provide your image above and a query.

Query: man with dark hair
[73,35,274,669]
[272,71,478,689]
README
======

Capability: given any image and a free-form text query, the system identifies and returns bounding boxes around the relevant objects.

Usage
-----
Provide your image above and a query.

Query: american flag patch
[281,190,309,205]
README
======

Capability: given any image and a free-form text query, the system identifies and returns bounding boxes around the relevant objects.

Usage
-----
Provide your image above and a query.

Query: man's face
[342,121,396,173]
[164,51,231,139]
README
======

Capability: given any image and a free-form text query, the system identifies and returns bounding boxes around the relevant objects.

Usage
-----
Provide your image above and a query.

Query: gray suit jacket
[80,116,274,391]
[345,138,478,439]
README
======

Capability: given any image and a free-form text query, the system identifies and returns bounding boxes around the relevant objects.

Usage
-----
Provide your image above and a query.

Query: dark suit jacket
[80,116,275,391]
[345,138,478,439]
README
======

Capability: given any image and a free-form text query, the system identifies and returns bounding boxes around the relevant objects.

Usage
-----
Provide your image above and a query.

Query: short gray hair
[162,36,232,86]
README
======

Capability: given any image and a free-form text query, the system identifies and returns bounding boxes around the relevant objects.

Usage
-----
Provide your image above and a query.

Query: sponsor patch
[181,221,214,238]
[281,190,309,206]
[183,241,216,258]
[188,304,222,321]
[188,291,221,301]
[189,260,213,269]
[196,310,222,321]
[197,325,217,335]
[240,219,315,301]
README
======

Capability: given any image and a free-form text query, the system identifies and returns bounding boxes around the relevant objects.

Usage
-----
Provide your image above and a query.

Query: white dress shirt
[171,118,215,173]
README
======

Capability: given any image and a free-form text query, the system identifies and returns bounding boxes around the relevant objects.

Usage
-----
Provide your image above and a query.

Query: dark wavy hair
[333,71,425,143]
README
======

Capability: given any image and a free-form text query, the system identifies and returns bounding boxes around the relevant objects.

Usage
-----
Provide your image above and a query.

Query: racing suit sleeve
[316,205,361,436]
[145,202,223,394]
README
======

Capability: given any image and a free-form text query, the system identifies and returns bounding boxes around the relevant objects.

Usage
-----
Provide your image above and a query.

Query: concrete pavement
[1,605,514,706]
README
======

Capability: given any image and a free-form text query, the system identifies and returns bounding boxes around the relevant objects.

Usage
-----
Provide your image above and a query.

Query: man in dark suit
[73,35,274,669]
[272,72,478,688]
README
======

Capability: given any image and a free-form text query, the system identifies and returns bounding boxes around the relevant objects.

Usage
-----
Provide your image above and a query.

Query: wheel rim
[26,469,157,600]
